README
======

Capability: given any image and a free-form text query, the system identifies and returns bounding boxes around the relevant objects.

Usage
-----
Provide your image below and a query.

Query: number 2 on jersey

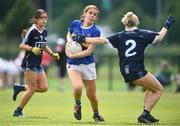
[125,39,137,57]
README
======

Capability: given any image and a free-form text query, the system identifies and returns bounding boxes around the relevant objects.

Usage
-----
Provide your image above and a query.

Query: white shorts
[66,63,97,80]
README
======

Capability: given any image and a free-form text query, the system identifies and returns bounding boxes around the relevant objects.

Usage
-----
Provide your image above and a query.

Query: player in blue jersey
[73,12,175,124]
[65,5,104,122]
[13,9,60,117]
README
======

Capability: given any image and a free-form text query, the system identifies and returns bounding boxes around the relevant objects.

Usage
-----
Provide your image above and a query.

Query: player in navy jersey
[13,9,60,117]
[65,5,104,122]
[73,12,175,124]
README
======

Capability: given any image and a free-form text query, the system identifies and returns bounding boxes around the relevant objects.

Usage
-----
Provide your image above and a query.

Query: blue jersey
[21,24,47,68]
[107,28,158,74]
[68,20,100,65]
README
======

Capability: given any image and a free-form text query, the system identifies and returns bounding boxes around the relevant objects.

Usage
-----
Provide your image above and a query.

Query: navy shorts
[121,69,148,83]
[22,66,44,73]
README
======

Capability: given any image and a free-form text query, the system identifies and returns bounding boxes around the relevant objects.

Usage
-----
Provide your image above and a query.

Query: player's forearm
[71,51,90,58]
[44,45,53,55]
[85,37,106,44]
[19,44,32,51]
[156,27,168,43]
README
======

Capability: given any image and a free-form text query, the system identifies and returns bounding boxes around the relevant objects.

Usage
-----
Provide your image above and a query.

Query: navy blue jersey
[107,28,158,74]
[68,20,100,65]
[21,24,47,68]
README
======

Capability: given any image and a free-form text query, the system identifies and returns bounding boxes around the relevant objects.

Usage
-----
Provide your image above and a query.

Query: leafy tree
[164,0,180,43]
[54,4,82,37]
[2,0,36,37]
[103,1,155,32]
[0,0,15,21]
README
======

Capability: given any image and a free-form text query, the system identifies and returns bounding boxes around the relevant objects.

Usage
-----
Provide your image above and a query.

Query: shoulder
[43,28,47,34]
[93,25,101,33]
[71,20,81,26]
[137,28,158,35]
[110,31,125,38]
[25,25,36,37]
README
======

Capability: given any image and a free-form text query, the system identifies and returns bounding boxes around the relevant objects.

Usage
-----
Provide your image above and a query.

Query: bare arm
[153,27,168,44]
[19,43,32,51]
[44,45,53,55]
[154,13,175,44]
[85,37,107,44]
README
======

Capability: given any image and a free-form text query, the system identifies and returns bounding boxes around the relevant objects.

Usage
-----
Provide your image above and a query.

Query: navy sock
[75,100,81,105]
[20,85,25,91]
[16,106,23,112]
[142,109,150,116]
[94,111,99,116]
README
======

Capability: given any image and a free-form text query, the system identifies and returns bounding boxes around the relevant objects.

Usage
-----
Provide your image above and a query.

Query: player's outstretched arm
[72,34,106,44]
[86,37,107,44]
[155,13,175,43]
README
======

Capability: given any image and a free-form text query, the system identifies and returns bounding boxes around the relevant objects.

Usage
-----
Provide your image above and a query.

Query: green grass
[0,64,179,126]
[1,88,180,126]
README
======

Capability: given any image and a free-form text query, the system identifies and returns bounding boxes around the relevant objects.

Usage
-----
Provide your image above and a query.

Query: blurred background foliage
[0,0,180,59]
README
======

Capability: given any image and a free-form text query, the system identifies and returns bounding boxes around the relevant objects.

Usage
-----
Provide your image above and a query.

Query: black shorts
[121,69,148,83]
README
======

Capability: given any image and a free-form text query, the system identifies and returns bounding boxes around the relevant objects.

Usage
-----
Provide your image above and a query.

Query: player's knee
[74,85,83,92]
[155,85,164,97]
[40,86,48,92]
[28,86,37,92]
[158,86,164,95]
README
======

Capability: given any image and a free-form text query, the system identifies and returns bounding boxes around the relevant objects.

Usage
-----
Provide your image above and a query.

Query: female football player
[73,12,175,124]
[13,9,60,117]
[65,5,104,121]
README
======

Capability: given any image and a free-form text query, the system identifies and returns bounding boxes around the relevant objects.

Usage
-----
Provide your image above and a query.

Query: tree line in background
[0,0,179,51]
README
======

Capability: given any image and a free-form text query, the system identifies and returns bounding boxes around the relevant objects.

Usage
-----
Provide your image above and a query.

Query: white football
[66,41,82,54]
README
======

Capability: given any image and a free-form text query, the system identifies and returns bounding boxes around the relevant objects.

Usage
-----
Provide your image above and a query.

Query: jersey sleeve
[68,20,79,34]
[93,28,101,37]
[144,30,159,44]
[106,33,120,48]
[22,29,33,44]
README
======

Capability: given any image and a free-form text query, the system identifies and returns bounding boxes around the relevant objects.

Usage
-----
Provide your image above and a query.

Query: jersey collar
[80,23,94,29]
[33,24,46,33]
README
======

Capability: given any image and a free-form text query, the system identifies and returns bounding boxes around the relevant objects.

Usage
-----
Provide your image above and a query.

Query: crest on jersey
[124,65,130,74]
[35,42,46,50]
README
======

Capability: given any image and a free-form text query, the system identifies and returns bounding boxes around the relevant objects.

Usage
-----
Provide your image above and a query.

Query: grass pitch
[0,88,180,126]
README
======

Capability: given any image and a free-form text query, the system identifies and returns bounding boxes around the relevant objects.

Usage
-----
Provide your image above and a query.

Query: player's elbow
[19,44,24,49]
[156,36,164,44]
[155,38,162,44]
[153,35,163,44]
[86,50,93,56]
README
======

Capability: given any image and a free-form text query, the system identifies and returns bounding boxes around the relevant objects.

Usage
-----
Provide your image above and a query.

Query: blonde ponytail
[121,12,139,28]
